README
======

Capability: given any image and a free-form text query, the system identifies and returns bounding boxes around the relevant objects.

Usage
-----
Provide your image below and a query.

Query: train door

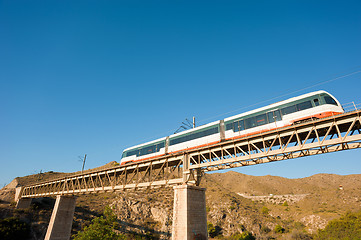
[233,119,245,133]
[267,110,281,123]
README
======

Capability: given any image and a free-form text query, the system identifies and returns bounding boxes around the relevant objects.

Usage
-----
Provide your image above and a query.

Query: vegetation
[261,206,269,215]
[2,164,361,239]
[274,224,285,233]
[206,206,211,212]
[314,211,361,240]
[73,206,125,240]
[207,222,215,237]
[0,217,31,240]
[290,229,312,240]
[229,231,255,240]
[207,222,222,238]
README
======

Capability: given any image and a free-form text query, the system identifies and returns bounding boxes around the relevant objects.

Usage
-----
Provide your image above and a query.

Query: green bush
[73,206,125,240]
[314,211,361,240]
[261,206,270,215]
[206,206,211,213]
[207,222,216,237]
[0,217,31,240]
[207,222,222,238]
[274,224,285,233]
[230,231,256,240]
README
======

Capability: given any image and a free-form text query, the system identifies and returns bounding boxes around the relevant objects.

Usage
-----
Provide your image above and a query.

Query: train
[120,90,344,165]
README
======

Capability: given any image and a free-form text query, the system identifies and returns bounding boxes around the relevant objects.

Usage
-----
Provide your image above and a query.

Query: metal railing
[342,102,361,112]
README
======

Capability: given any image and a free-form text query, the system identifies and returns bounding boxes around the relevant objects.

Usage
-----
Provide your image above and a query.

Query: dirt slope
[1,163,360,239]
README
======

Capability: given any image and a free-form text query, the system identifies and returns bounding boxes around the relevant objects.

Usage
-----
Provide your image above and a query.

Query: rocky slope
[1,164,361,239]
[203,171,361,238]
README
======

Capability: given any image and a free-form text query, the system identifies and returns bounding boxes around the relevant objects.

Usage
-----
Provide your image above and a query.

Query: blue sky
[1,1,361,187]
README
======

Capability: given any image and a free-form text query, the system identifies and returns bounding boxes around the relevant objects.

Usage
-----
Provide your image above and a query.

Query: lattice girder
[20,110,361,199]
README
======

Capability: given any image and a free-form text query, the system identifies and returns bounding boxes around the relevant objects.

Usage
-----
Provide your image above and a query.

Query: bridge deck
[19,109,361,199]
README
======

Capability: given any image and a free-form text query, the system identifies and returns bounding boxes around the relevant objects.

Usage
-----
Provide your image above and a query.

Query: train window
[233,121,239,132]
[126,149,139,157]
[170,127,219,145]
[169,138,177,145]
[244,117,256,129]
[155,142,165,151]
[313,98,320,106]
[324,96,337,105]
[239,120,245,131]
[125,150,130,157]
[140,145,156,156]
[297,101,313,111]
[204,127,218,136]
[274,110,281,121]
[255,114,267,126]
[267,112,275,123]
[268,110,282,123]
[225,122,233,131]
[281,105,297,115]
[170,137,181,145]
[128,142,166,157]
[233,120,245,132]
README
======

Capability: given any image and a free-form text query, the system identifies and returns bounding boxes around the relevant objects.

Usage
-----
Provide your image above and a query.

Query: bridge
[15,106,361,240]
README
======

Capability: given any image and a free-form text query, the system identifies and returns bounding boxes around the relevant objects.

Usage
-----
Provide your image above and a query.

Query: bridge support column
[172,185,207,240]
[15,186,33,209]
[15,186,23,202]
[45,195,76,240]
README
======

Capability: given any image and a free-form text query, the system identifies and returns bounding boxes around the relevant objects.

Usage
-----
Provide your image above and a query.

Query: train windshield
[321,93,338,106]
[324,96,338,105]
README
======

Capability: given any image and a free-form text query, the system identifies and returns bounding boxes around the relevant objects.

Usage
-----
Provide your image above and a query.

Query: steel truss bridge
[19,109,361,199]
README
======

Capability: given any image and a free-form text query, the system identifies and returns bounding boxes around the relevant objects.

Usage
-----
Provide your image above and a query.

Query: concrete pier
[44,195,76,240]
[172,185,207,240]
[15,186,23,203]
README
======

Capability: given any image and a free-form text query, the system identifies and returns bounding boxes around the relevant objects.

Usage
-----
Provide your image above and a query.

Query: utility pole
[81,154,87,174]
[193,116,195,128]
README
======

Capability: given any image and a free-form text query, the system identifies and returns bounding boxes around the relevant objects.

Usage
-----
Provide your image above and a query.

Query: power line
[197,69,361,125]
[120,68,361,149]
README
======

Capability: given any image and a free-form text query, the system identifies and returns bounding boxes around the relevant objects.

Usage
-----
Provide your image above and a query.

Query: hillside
[203,171,361,236]
[1,163,361,239]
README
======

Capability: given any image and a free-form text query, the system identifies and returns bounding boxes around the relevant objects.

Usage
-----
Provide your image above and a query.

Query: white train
[120,90,344,165]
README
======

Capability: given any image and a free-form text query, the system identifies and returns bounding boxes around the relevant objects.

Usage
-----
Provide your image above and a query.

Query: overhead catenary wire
[196,69,361,125]
[121,68,361,149]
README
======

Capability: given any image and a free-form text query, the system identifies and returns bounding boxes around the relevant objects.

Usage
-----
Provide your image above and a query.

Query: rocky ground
[1,164,361,239]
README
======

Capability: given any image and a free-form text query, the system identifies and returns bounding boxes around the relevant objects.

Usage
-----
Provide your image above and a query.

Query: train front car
[223,90,344,141]
[279,90,344,125]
